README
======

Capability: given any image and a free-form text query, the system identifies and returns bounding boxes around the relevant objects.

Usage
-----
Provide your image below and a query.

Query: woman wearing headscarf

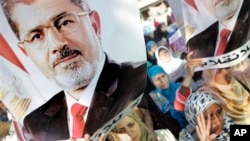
[179,91,235,141]
[148,65,188,128]
[111,111,176,141]
[155,46,200,90]
[200,58,250,124]
[146,40,158,66]
[147,52,202,128]
[154,22,168,44]
[155,46,186,81]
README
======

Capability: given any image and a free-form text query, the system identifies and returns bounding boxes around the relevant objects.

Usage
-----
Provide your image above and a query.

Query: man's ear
[89,11,101,40]
[17,42,28,56]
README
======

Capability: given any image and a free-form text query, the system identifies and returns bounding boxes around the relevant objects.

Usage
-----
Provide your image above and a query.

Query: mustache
[59,46,81,59]
[53,46,82,66]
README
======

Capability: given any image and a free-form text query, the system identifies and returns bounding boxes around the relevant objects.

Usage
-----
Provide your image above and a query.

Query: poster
[0,0,147,140]
[169,0,250,71]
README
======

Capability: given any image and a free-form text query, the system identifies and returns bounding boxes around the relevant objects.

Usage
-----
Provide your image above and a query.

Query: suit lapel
[227,0,250,52]
[84,56,120,135]
[84,91,114,135]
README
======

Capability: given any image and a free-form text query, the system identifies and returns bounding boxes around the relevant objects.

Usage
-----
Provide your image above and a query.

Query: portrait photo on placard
[0,0,147,140]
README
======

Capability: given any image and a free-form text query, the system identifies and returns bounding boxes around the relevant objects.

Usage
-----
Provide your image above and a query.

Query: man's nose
[46,28,68,54]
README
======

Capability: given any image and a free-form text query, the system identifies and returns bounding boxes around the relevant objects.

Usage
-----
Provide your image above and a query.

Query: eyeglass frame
[18,11,90,46]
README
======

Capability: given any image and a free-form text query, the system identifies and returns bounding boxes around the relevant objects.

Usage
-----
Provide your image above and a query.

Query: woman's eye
[128,122,134,127]
[116,129,125,134]
[217,108,223,114]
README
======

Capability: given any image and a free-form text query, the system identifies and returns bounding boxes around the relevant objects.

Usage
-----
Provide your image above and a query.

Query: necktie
[216,29,231,56]
[71,103,88,138]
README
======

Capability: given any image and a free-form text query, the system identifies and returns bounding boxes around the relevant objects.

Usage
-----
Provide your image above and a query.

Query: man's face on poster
[201,0,241,21]
[12,0,103,90]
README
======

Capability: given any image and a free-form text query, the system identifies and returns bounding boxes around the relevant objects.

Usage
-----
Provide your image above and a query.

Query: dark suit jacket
[187,0,250,58]
[22,55,147,141]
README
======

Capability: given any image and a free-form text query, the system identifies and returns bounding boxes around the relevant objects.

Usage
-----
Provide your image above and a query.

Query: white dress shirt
[65,53,105,137]
[215,0,243,55]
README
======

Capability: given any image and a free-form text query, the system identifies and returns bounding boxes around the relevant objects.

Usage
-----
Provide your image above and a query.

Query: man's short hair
[1,0,91,40]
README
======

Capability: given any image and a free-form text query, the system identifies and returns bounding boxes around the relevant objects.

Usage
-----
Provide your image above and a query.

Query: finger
[200,113,205,128]
[206,114,211,133]
[196,114,204,137]
[186,60,203,69]
[69,138,76,141]
[98,133,106,141]
[84,134,90,141]
[186,51,193,60]
[187,59,203,66]
[209,133,217,141]
[197,113,204,130]
[196,125,202,139]
[201,113,210,136]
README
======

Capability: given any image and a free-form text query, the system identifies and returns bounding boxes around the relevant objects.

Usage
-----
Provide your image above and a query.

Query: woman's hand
[182,52,203,88]
[186,52,203,77]
[196,113,217,141]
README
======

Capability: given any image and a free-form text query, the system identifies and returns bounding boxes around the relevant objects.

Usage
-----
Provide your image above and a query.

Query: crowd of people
[132,11,250,140]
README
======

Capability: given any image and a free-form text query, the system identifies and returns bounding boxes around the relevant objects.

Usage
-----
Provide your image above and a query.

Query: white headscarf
[179,91,234,141]
[155,46,186,81]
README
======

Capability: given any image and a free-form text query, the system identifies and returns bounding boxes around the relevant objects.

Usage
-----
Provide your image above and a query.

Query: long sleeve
[174,86,191,111]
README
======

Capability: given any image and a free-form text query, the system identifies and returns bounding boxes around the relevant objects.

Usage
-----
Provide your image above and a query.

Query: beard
[55,60,98,91]
[214,0,240,21]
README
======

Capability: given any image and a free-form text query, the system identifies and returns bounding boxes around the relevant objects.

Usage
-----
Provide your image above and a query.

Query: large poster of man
[0,0,147,140]
[169,0,250,71]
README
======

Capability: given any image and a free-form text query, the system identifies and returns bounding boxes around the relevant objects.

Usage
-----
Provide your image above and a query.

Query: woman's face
[159,49,171,62]
[150,44,158,53]
[160,23,167,32]
[214,68,232,85]
[114,116,142,141]
[152,73,169,89]
[203,103,224,136]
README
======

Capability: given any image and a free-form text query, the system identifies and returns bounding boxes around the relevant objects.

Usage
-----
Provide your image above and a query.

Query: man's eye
[31,33,42,41]
[58,20,74,29]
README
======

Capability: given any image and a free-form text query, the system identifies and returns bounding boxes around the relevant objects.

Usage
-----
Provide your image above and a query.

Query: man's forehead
[11,0,81,36]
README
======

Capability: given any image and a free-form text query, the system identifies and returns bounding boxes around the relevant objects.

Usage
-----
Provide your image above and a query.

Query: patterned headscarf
[184,91,220,127]
[179,91,234,141]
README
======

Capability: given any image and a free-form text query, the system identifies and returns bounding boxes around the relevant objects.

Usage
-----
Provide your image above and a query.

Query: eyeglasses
[19,12,89,47]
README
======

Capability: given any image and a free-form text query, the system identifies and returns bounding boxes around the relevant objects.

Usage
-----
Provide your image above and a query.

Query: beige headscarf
[112,111,157,141]
[201,59,250,124]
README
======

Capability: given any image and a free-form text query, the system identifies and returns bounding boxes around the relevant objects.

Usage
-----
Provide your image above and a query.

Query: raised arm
[175,52,203,111]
